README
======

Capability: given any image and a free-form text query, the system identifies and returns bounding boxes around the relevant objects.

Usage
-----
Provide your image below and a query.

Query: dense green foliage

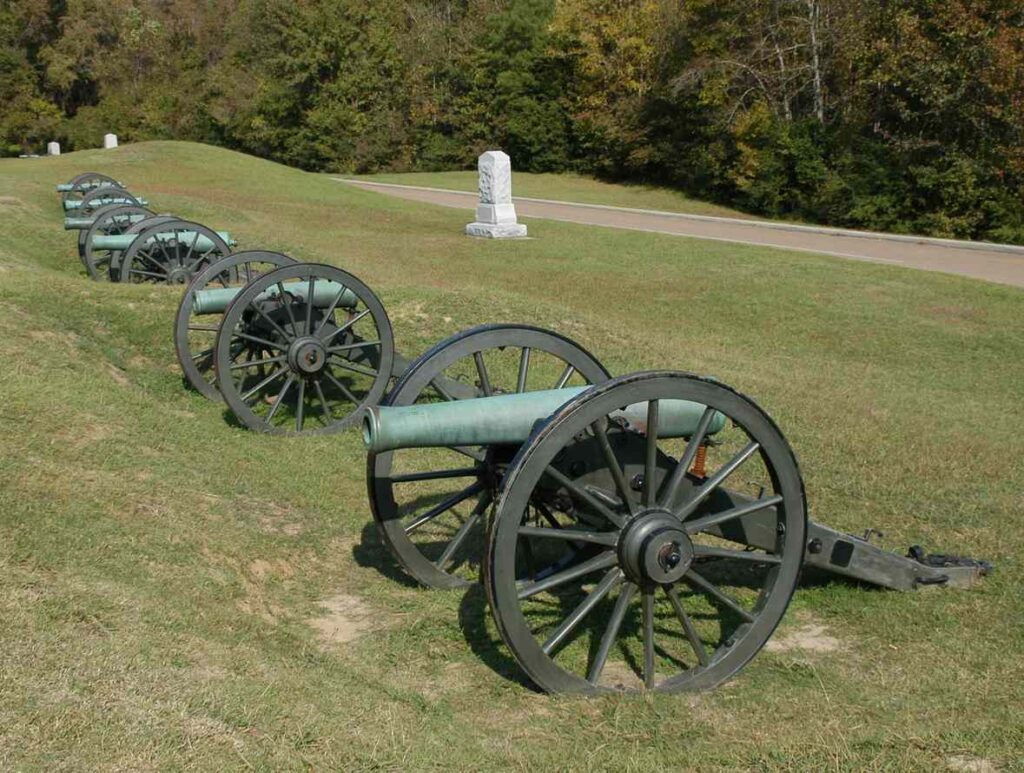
[3,0,1022,240]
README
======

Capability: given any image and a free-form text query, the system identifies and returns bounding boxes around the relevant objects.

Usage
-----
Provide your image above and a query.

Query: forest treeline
[3,0,1022,241]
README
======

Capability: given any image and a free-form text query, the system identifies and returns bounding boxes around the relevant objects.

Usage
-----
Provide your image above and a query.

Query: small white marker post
[47,142,61,156]
[465,150,527,238]
[103,133,118,149]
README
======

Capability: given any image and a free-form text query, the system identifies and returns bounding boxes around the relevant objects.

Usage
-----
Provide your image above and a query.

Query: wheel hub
[618,509,693,585]
[288,337,327,375]
[167,267,192,285]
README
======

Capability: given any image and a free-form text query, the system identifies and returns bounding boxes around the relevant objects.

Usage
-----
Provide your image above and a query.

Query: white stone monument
[47,141,61,156]
[103,133,118,149]
[465,150,527,238]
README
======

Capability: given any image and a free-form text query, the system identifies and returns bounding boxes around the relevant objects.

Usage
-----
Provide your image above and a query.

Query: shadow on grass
[457,583,539,692]
[351,520,421,588]
[221,408,249,431]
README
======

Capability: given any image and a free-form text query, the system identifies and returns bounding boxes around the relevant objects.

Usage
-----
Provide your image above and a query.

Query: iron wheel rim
[175,250,299,400]
[369,324,611,589]
[215,262,394,435]
[114,219,230,285]
[486,371,806,694]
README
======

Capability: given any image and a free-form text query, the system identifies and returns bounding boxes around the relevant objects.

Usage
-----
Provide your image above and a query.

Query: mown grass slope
[1,141,1022,770]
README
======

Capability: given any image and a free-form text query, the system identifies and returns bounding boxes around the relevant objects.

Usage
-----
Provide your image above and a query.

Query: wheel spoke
[305,276,315,332]
[516,347,531,392]
[322,370,360,406]
[555,364,575,389]
[674,441,761,521]
[128,268,167,280]
[665,585,709,666]
[313,379,334,424]
[473,351,492,396]
[322,309,370,344]
[182,230,200,266]
[295,379,306,431]
[329,357,378,378]
[542,568,622,655]
[404,481,485,534]
[235,331,286,352]
[587,581,637,684]
[657,407,720,508]
[682,493,782,535]
[328,340,380,353]
[276,283,299,332]
[430,378,457,402]
[391,467,482,483]
[543,465,625,527]
[240,365,288,402]
[516,550,618,600]
[313,288,354,337]
[592,419,637,516]
[230,354,287,370]
[251,301,293,343]
[189,323,220,332]
[265,374,296,423]
[643,400,659,507]
[517,525,618,547]
[642,587,656,688]
[435,493,491,570]
[684,568,755,623]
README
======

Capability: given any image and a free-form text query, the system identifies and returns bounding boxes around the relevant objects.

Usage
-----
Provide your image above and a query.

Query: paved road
[339,179,1024,289]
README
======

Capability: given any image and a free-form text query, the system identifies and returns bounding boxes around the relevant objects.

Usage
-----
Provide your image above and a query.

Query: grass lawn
[351,169,763,220]
[1,140,1022,770]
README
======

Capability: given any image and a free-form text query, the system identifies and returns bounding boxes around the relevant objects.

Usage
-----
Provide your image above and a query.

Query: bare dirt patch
[598,659,644,690]
[258,516,304,536]
[247,559,295,580]
[54,416,115,450]
[946,755,998,773]
[307,593,376,646]
[765,623,841,654]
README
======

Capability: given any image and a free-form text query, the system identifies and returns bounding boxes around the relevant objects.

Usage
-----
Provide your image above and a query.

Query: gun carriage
[56,172,123,205]
[73,216,232,283]
[51,172,988,695]
[363,349,990,694]
[62,186,147,216]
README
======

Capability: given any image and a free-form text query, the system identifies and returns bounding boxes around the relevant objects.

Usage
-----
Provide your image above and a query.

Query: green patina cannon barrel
[363,387,727,453]
[92,230,232,252]
[64,213,148,231]
[56,180,120,192]
[191,279,360,315]
[64,195,147,211]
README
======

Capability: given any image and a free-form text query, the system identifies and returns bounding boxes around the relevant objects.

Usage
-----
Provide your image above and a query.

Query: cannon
[63,186,147,217]
[69,203,153,273]
[363,358,990,694]
[176,258,397,434]
[64,191,148,213]
[78,217,232,283]
[174,257,605,440]
[56,172,123,205]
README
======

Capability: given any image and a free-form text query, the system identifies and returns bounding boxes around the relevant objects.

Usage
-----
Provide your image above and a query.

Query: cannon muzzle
[64,196,148,211]
[363,388,726,454]
[92,231,232,252]
[191,280,360,315]
[63,214,147,231]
